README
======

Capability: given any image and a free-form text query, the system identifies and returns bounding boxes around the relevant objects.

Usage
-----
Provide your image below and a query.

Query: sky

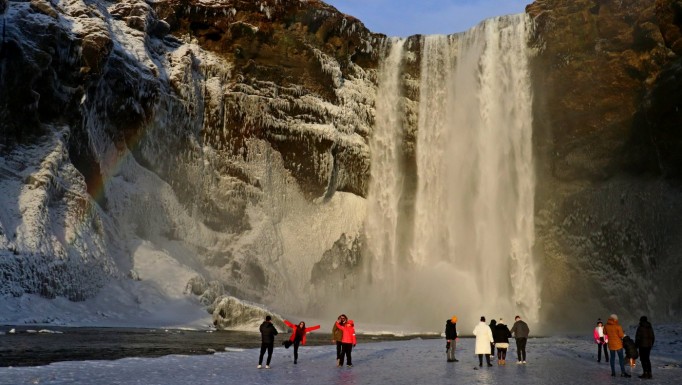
[2,326,681,385]
[325,0,531,37]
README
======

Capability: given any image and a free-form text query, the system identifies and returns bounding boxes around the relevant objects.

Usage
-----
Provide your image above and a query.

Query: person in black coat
[492,318,512,365]
[488,319,497,359]
[444,316,459,362]
[635,315,655,379]
[258,315,279,368]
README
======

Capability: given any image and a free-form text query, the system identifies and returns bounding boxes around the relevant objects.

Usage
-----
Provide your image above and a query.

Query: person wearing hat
[593,319,609,363]
[603,313,630,377]
[444,316,459,362]
[635,315,655,379]
[493,318,512,365]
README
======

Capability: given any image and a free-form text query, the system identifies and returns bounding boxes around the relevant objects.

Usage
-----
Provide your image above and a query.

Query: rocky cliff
[1,0,681,328]
[0,0,382,324]
[527,0,682,325]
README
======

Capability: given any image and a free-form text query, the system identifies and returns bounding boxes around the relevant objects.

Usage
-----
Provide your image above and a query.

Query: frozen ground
[1,325,680,385]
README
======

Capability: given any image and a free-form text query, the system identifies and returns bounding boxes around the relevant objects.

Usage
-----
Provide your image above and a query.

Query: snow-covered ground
[2,325,680,385]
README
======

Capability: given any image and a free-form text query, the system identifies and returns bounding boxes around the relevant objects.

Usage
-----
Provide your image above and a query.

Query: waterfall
[364,14,540,329]
[365,38,406,286]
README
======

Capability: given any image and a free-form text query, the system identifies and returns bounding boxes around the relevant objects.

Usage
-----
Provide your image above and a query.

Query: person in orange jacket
[335,319,357,367]
[282,320,320,364]
[603,313,630,377]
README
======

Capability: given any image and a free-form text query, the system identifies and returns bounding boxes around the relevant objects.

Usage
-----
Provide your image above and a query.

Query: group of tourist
[593,314,655,379]
[467,315,529,367]
[256,313,355,369]
[259,313,531,369]
[257,311,655,378]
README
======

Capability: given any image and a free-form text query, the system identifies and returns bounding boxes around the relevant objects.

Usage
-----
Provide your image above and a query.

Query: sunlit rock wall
[527,0,682,327]
[0,0,383,320]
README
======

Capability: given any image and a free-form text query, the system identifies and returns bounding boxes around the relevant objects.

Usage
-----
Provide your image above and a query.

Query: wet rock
[30,0,58,19]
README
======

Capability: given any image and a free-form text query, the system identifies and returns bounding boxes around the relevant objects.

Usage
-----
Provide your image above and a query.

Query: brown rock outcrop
[528,0,672,181]
[528,0,682,325]
[150,0,381,199]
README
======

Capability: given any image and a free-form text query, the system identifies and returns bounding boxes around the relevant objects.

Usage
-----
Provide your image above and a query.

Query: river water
[0,326,439,367]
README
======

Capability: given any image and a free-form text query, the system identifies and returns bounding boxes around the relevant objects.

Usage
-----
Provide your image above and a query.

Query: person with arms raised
[335,318,357,367]
[282,320,320,364]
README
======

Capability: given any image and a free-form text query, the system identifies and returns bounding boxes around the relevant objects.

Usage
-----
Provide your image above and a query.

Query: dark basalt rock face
[528,0,682,325]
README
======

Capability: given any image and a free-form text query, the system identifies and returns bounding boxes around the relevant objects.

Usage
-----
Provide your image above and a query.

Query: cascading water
[362,14,540,330]
[365,38,407,285]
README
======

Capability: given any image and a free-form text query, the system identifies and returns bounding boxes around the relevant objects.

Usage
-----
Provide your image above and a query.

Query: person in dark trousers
[332,314,347,366]
[444,315,459,362]
[335,319,357,367]
[493,318,512,365]
[593,319,609,363]
[510,315,530,363]
[258,315,278,369]
[622,335,638,373]
[488,318,497,360]
[635,315,655,379]
[283,320,320,364]
[473,316,494,367]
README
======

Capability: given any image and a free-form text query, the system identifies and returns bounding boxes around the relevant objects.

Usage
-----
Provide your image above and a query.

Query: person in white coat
[473,316,494,367]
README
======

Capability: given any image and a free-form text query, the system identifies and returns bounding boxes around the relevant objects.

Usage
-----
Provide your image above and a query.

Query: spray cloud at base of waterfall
[357,14,540,332]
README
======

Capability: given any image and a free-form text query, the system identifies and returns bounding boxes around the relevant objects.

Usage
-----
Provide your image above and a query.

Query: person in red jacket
[282,320,320,364]
[335,319,357,367]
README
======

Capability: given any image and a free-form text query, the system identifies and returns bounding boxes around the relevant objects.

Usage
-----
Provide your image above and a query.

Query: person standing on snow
[445,316,459,362]
[593,319,609,363]
[335,318,357,367]
[603,313,630,377]
[493,318,512,365]
[622,335,638,371]
[488,318,497,360]
[473,316,494,367]
[510,315,530,364]
[332,314,347,366]
[635,315,655,379]
[258,315,279,369]
[282,320,320,364]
